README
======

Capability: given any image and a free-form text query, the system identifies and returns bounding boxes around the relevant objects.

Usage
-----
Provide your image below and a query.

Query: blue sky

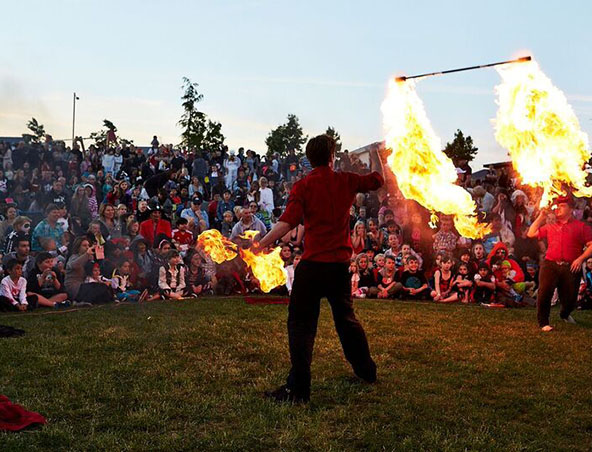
[1,0,591,169]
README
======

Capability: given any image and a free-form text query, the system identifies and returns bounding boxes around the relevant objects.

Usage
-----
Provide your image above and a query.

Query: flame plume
[381,79,491,239]
[196,229,237,264]
[494,59,592,207]
[196,229,286,293]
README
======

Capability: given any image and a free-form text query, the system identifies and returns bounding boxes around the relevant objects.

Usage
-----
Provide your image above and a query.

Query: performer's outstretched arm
[257,221,292,250]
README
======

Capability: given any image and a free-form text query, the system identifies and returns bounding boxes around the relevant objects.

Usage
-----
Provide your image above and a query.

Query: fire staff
[527,194,592,332]
[256,134,384,403]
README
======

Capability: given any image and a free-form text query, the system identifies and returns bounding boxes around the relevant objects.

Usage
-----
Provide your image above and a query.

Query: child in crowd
[285,251,302,295]
[579,257,592,310]
[398,243,423,272]
[220,210,235,238]
[0,259,37,312]
[472,263,496,304]
[495,261,527,307]
[172,217,194,255]
[431,255,457,303]
[458,248,477,275]
[85,261,112,286]
[184,250,212,297]
[377,256,402,299]
[355,253,377,298]
[158,250,187,300]
[111,259,147,302]
[451,262,473,303]
[373,253,385,282]
[280,244,293,264]
[26,252,70,308]
[399,255,430,300]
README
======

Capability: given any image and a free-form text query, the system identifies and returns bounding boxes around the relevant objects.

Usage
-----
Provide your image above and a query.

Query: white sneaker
[541,325,554,332]
[563,315,577,325]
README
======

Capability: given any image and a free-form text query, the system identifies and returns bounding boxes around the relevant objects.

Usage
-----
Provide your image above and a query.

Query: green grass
[1,299,591,451]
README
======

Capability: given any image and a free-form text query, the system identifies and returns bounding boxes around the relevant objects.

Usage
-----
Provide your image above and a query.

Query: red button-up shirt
[538,217,592,262]
[279,166,384,263]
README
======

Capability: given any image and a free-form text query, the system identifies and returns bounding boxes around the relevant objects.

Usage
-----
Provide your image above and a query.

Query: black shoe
[354,362,377,383]
[264,385,309,404]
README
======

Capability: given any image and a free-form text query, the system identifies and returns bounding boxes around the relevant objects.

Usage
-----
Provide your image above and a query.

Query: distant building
[350,141,384,166]
[0,136,24,146]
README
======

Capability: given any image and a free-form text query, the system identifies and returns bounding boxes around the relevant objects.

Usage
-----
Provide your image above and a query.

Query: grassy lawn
[1,298,591,451]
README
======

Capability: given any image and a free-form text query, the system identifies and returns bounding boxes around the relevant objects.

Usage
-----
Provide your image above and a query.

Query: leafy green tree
[325,126,342,153]
[265,114,307,158]
[22,117,46,143]
[89,119,133,148]
[178,77,225,150]
[443,129,478,163]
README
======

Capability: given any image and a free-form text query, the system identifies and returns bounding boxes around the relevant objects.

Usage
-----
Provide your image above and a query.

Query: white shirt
[1,275,27,305]
[259,187,274,214]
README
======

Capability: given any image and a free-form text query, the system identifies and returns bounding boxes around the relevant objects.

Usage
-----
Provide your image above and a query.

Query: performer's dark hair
[306,134,336,168]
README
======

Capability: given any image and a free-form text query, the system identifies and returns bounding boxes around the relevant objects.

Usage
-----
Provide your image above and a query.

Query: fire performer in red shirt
[527,194,592,332]
[256,134,384,403]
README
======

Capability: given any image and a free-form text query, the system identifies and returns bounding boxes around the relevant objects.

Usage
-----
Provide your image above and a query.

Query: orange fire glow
[196,229,286,293]
[381,79,491,238]
[196,229,237,264]
[494,58,592,207]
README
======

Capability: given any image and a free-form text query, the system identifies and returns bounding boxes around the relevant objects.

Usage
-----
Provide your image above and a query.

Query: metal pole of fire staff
[395,56,531,82]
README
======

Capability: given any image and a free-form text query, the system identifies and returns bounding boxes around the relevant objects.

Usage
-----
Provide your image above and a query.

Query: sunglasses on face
[23,223,31,229]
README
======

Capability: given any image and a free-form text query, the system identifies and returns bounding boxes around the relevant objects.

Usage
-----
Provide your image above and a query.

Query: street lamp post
[71,92,79,147]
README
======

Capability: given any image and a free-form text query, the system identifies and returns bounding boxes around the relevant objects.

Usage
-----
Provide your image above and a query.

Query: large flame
[195,229,286,293]
[196,229,237,264]
[239,231,287,293]
[381,79,491,238]
[494,59,592,207]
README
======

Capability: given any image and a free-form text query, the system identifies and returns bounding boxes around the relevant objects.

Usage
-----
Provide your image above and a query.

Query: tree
[89,119,133,148]
[443,129,478,163]
[178,77,225,151]
[325,126,342,153]
[265,114,307,158]
[22,117,46,143]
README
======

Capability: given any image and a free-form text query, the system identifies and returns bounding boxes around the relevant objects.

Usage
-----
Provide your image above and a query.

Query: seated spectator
[172,217,194,254]
[450,262,473,303]
[472,263,496,304]
[431,254,457,303]
[26,252,70,308]
[351,221,368,256]
[285,251,301,295]
[184,250,212,297]
[111,258,146,302]
[158,250,187,300]
[139,204,172,247]
[180,196,209,237]
[3,215,32,254]
[399,255,430,300]
[0,259,37,312]
[64,237,113,304]
[220,211,235,239]
[377,256,402,299]
[31,204,64,252]
[432,216,457,256]
[2,233,34,278]
[216,190,235,224]
[230,206,267,241]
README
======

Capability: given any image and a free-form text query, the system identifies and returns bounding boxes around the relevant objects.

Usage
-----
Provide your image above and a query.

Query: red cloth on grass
[245,296,289,305]
[0,395,46,431]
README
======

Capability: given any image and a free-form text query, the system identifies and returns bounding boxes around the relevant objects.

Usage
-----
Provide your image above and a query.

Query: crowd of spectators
[0,136,591,312]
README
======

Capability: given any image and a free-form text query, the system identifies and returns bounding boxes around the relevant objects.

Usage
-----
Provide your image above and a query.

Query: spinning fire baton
[395,56,531,82]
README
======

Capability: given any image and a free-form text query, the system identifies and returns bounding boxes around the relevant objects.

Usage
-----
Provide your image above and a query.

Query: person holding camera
[26,251,70,308]
[64,237,112,305]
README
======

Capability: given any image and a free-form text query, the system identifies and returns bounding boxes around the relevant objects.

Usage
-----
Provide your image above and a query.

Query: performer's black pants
[286,260,376,398]
[537,260,580,327]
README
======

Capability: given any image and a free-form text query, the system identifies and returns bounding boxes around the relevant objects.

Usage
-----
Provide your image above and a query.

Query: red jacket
[139,218,172,247]
[280,166,383,262]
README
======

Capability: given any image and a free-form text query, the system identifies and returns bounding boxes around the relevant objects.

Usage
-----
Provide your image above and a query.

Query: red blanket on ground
[0,395,46,431]
[245,296,289,305]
